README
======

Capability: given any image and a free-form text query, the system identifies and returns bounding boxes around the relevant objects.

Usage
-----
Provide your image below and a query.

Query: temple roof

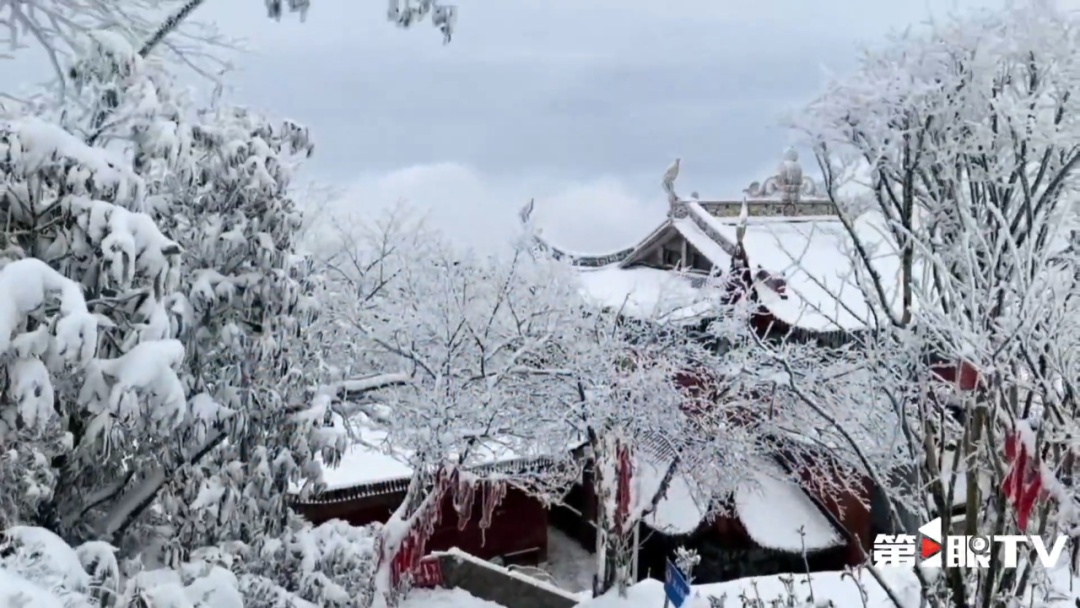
[522,150,901,333]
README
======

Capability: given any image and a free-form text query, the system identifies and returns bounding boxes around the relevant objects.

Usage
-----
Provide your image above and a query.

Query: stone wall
[432,549,580,608]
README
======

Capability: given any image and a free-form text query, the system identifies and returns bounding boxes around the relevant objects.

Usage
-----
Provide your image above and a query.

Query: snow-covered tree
[792,2,1080,605]
[0,519,381,607]
[0,32,377,600]
[0,0,454,605]
[21,31,361,561]
[317,208,807,601]
[0,109,193,535]
[555,306,714,598]
[314,209,584,604]
[0,0,239,92]
[0,0,456,90]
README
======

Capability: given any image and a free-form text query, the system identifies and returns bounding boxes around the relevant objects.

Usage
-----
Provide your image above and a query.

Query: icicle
[452,476,475,531]
[477,479,508,546]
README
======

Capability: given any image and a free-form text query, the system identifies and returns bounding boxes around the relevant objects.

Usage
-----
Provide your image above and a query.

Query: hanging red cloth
[385,471,452,588]
[390,535,416,587]
[614,442,633,535]
[1003,431,1043,532]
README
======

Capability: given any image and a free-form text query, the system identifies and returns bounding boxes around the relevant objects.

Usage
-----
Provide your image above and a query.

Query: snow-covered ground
[576,567,1080,608]
[401,588,508,607]
[393,566,1080,608]
[536,526,595,594]
[577,571,917,608]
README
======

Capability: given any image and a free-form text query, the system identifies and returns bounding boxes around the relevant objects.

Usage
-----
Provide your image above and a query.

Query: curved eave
[530,233,638,268]
[290,455,569,507]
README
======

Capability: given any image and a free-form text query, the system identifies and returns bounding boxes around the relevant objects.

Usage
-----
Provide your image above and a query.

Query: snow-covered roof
[527,151,905,332]
[576,266,721,322]
[293,420,573,505]
[641,462,705,535]
[570,210,897,331]
[707,218,867,330]
[733,459,843,552]
[671,217,731,266]
[320,444,414,493]
[626,433,712,535]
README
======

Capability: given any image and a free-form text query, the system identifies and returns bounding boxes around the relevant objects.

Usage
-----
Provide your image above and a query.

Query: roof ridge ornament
[518,198,534,226]
[662,157,683,218]
[736,198,749,245]
[517,198,549,259]
[744,148,820,203]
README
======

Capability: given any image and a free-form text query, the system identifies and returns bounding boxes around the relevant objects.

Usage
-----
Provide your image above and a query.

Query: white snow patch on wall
[541,526,596,593]
[434,548,583,602]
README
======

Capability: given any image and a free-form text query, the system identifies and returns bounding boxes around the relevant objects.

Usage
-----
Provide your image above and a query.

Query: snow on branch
[1,117,140,202]
[0,259,98,434]
[386,0,457,44]
[787,3,1080,605]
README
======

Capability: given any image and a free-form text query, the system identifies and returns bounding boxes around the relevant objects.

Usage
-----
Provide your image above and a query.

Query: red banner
[413,557,445,588]
[615,442,633,535]
[1003,432,1043,532]
[384,470,455,588]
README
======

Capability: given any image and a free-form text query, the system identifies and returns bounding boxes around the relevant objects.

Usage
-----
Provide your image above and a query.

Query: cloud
[215,0,1006,183]
[308,154,805,257]
[310,162,668,255]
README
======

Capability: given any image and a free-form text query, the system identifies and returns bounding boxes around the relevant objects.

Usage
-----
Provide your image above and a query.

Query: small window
[662,248,681,267]
[691,252,712,272]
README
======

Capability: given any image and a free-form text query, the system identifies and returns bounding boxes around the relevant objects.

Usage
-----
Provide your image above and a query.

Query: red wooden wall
[427,485,549,564]
[297,491,405,527]
[787,459,873,566]
[293,485,548,565]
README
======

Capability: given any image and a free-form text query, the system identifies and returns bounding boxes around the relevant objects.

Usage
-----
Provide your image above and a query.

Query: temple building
[524,149,986,584]
[521,148,888,349]
[521,150,885,584]
[292,150,972,588]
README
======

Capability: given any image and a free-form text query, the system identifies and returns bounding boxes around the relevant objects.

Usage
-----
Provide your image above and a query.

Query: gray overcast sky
[7,0,1000,253]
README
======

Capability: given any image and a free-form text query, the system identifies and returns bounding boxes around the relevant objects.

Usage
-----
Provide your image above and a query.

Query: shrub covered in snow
[0,111,187,534]
[0,22,391,607]
[4,30,338,556]
[0,520,379,607]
